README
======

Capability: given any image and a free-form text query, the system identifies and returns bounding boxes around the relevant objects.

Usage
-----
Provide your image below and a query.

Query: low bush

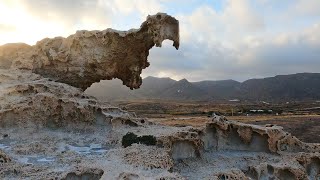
[122,132,157,147]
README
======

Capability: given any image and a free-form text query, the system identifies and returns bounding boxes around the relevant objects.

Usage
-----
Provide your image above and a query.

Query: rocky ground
[1,114,320,179]
[0,123,179,179]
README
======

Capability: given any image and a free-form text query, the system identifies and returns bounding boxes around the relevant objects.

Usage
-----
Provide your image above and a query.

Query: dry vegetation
[115,100,320,143]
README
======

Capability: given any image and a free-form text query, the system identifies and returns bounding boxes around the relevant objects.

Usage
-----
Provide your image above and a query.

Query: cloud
[0,0,109,44]
[113,0,163,17]
[293,0,320,16]
[21,0,113,29]
[302,23,320,45]
[0,0,319,81]
[0,0,167,45]
[0,24,16,32]
[143,0,320,81]
[223,0,265,31]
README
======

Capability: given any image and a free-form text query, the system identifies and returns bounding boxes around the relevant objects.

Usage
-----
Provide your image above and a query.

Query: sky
[0,0,320,82]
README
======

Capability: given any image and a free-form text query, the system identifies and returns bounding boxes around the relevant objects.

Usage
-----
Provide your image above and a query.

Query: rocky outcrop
[1,12,319,180]
[201,115,320,154]
[0,13,179,90]
[0,13,179,127]
[0,13,180,179]
[157,130,202,160]
[165,116,320,179]
[114,115,318,179]
[121,144,173,170]
[0,69,136,128]
[0,109,319,179]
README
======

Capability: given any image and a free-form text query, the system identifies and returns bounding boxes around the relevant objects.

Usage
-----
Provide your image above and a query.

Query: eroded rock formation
[0,13,179,90]
[201,115,320,154]
[1,98,320,179]
[0,12,178,128]
[0,69,136,128]
[1,12,319,180]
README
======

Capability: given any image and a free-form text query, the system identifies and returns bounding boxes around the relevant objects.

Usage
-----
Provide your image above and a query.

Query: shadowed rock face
[0,13,179,90]
[62,168,104,180]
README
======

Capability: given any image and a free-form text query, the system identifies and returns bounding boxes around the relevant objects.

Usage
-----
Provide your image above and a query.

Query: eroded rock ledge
[0,13,178,130]
[159,116,320,179]
[0,13,179,90]
[0,69,136,128]
[201,115,320,154]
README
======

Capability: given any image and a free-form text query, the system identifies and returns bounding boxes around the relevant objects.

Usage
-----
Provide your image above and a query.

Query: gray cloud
[142,0,320,81]
[1,0,320,81]
[22,0,112,28]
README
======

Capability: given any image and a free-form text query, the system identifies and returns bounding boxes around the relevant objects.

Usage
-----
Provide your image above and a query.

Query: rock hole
[306,158,320,179]
[90,63,97,69]
[95,108,110,127]
[171,140,197,160]
[63,170,104,180]
[246,169,258,179]
[219,127,270,152]
[124,120,138,127]
[201,126,218,151]
[218,174,226,180]
[267,164,274,175]
[250,132,270,152]
[277,169,295,180]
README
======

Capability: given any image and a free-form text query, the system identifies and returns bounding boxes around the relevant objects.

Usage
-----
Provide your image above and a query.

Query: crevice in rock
[62,169,104,180]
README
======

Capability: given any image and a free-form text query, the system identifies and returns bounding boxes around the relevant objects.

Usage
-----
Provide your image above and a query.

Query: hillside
[238,73,320,101]
[85,73,320,102]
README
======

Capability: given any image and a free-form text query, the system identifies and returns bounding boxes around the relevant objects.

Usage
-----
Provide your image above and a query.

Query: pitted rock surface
[0,13,179,90]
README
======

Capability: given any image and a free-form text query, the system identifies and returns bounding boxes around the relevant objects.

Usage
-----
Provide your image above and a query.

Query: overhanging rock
[0,13,179,90]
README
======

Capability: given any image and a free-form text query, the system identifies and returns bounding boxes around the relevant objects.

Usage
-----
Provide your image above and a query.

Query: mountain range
[85,73,320,102]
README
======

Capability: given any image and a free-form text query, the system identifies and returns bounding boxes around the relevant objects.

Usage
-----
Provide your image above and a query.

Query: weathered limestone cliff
[0,13,179,90]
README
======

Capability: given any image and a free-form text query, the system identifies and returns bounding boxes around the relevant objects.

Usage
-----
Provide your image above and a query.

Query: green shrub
[138,135,157,146]
[122,132,157,147]
[122,132,139,148]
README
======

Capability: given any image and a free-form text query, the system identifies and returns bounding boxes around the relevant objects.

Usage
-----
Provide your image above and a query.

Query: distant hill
[193,80,241,99]
[85,73,320,102]
[238,73,320,101]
